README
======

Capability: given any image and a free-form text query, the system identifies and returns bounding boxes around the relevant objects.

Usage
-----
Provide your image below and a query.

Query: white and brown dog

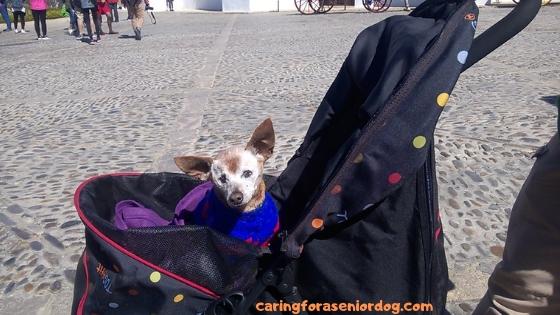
[174,118,279,246]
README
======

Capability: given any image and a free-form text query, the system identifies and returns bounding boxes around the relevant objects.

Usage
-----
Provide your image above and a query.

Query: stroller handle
[462,0,541,72]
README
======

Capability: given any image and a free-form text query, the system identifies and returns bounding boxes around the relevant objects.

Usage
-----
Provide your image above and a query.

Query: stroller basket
[72,172,264,315]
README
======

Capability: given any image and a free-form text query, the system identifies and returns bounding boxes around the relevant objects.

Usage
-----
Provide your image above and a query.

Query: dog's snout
[229,192,244,206]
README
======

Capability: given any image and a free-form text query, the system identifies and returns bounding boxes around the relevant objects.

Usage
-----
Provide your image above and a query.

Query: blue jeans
[68,7,77,29]
[0,4,12,30]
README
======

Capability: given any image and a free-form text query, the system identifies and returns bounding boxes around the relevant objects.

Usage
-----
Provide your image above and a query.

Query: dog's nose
[229,192,244,206]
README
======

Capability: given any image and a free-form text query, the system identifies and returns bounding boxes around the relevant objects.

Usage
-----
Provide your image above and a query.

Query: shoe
[4,28,13,32]
[20,29,27,33]
[134,27,141,40]
[88,39,95,45]
[14,29,20,33]
[42,35,50,40]
[75,35,83,40]
[99,31,106,35]
[109,31,119,34]
[68,29,74,35]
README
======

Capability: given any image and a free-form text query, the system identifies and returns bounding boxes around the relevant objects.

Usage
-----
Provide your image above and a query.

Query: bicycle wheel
[295,0,317,14]
[363,0,392,12]
[313,0,336,13]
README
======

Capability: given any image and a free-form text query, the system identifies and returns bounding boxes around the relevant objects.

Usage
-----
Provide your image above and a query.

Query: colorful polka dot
[413,136,427,149]
[128,289,139,296]
[388,173,402,184]
[174,294,184,303]
[353,153,364,163]
[150,271,161,283]
[312,218,324,229]
[457,51,468,64]
[108,302,119,308]
[437,93,449,107]
[330,185,341,194]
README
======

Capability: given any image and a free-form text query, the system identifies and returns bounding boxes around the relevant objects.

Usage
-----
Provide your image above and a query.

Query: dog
[173,118,279,247]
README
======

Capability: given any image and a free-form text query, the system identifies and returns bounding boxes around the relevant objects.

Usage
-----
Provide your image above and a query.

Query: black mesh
[76,173,264,295]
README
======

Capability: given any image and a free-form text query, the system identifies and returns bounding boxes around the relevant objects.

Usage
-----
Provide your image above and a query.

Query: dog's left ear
[246,118,275,161]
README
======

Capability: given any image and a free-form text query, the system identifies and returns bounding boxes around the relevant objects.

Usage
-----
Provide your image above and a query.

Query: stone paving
[0,4,559,314]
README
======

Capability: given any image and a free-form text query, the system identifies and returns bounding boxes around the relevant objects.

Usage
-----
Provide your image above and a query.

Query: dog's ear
[246,118,275,161]
[174,156,213,180]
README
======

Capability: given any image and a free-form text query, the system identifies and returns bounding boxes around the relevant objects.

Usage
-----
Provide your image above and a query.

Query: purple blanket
[114,182,213,229]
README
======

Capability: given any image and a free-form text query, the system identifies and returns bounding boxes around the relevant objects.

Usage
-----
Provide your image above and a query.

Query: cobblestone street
[0,5,559,314]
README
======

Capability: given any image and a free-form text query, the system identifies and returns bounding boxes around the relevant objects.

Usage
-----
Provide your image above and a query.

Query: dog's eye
[219,174,227,183]
[242,170,252,178]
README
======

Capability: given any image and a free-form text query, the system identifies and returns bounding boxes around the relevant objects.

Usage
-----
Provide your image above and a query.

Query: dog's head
[174,118,275,212]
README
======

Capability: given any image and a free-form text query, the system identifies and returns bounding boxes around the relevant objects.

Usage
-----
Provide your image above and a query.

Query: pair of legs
[13,11,25,31]
[97,2,117,33]
[126,0,144,40]
[108,2,118,21]
[82,7,101,41]
[31,9,47,38]
[166,0,173,11]
[0,4,12,30]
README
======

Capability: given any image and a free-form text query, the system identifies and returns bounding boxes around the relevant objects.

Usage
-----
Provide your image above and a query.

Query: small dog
[174,118,279,246]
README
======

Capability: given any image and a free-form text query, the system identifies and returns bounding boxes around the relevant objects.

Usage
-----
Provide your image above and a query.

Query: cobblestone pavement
[1,5,559,314]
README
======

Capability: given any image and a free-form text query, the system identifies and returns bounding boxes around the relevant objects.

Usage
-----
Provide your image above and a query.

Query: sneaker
[4,28,13,32]
[75,35,83,40]
[42,35,50,40]
[134,27,141,40]
[88,39,95,45]
[96,35,101,42]
[20,29,27,33]
[14,29,20,33]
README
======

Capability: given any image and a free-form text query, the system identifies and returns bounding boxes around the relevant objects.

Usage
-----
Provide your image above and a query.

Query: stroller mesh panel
[77,173,264,295]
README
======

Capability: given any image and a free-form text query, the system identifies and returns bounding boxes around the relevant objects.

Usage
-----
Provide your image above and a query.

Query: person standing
[80,0,101,44]
[11,0,27,33]
[0,0,13,32]
[107,0,118,22]
[126,0,148,40]
[166,0,173,11]
[29,0,48,39]
[96,0,118,35]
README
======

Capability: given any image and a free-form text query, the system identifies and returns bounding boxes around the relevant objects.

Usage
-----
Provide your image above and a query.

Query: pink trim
[76,251,90,315]
[74,173,220,299]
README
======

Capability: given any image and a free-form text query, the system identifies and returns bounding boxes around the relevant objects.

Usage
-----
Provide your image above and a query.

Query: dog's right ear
[174,156,214,180]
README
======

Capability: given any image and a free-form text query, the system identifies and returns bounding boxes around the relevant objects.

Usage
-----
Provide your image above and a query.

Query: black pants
[108,3,118,21]
[13,11,25,30]
[31,9,47,37]
[82,7,100,39]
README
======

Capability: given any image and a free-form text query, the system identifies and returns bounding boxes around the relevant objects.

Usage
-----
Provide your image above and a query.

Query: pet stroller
[71,0,542,314]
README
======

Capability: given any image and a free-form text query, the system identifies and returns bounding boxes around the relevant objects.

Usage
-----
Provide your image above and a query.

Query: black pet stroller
[71,0,542,314]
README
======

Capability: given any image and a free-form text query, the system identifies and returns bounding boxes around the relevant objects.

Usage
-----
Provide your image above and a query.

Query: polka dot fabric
[284,3,478,259]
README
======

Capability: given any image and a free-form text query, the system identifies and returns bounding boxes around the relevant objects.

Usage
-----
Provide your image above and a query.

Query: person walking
[0,0,13,32]
[11,0,27,33]
[80,0,101,44]
[96,0,118,35]
[29,0,48,39]
[107,0,118,22]
[126,0,148,40]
